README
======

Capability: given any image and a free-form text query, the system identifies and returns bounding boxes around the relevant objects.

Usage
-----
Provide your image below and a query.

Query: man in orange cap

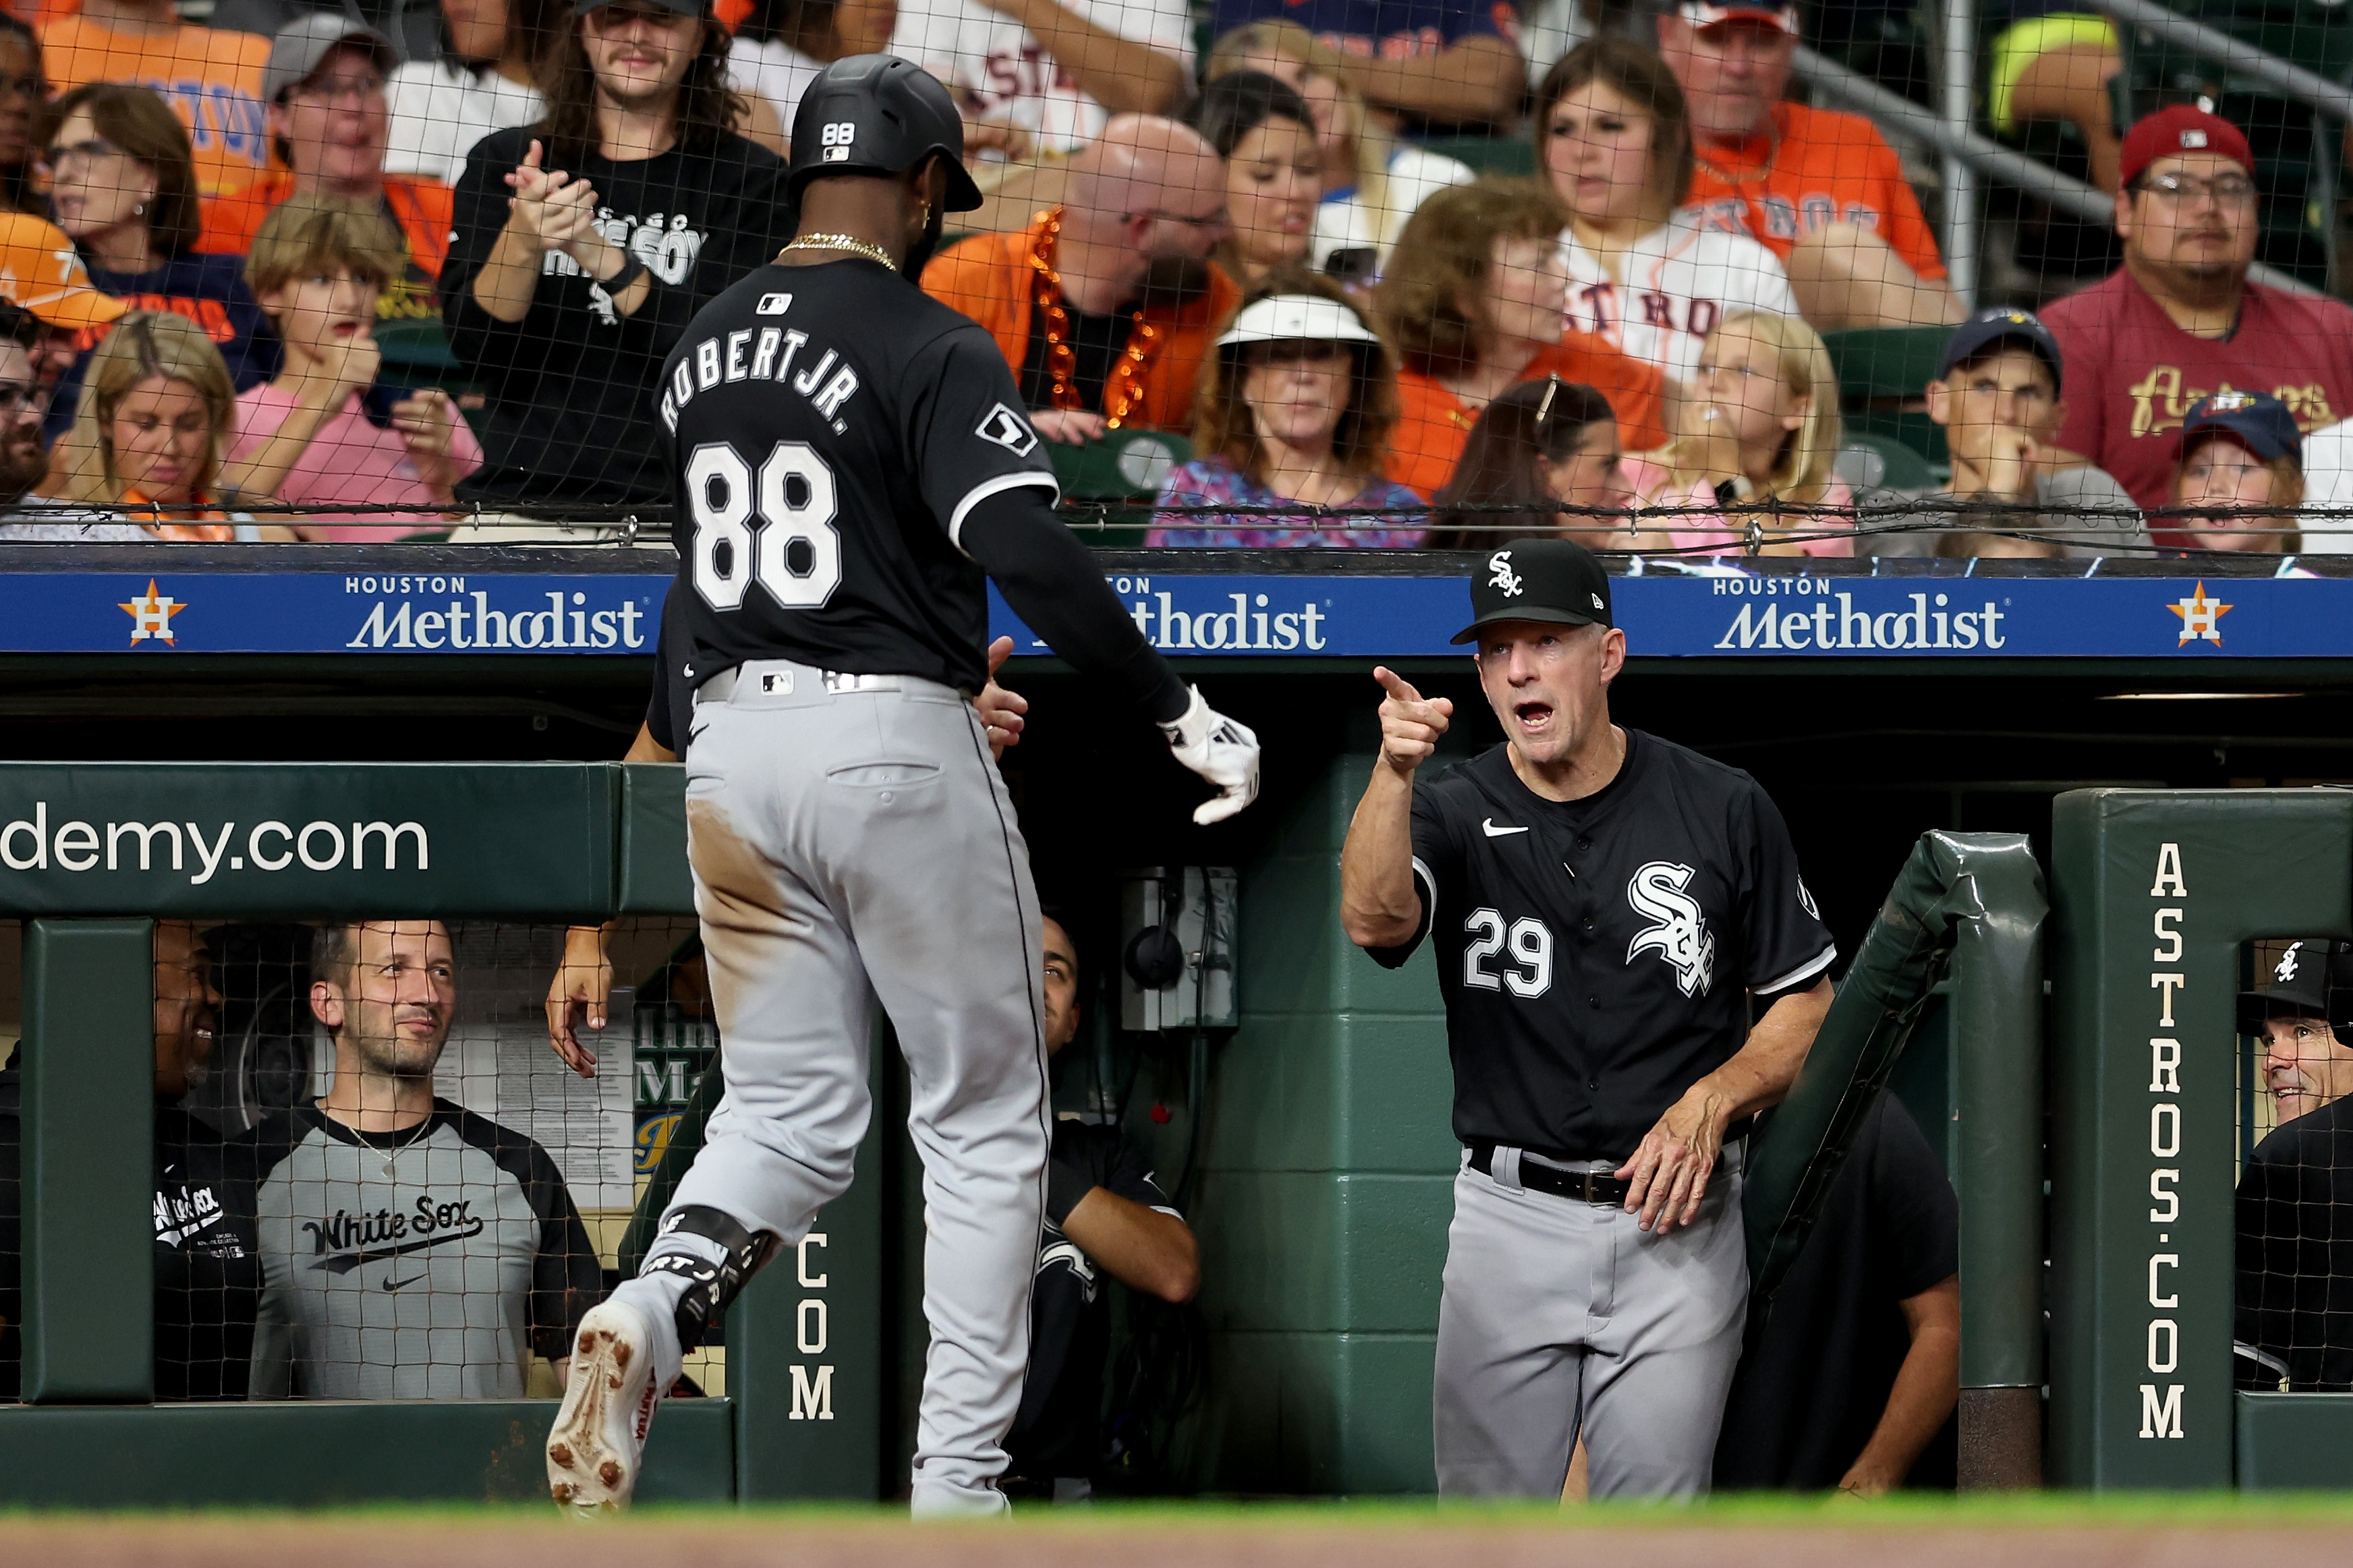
[0,209,128,389]
[2043,105,2353,509]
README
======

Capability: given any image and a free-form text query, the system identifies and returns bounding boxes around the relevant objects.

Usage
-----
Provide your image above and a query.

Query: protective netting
[0,0,2339,556]
[0,914,714,1403]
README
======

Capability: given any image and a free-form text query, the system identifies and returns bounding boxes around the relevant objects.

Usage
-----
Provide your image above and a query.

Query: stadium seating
[1822,324,1949,467]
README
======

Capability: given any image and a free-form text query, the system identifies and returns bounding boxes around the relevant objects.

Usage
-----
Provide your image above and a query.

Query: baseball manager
[1339,536,1836,1499]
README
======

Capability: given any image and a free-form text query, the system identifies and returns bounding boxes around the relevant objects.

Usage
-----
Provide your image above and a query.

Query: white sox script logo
[2278,942,2304,983]
[1626,861,1716,997]
[1487,551,1524,597]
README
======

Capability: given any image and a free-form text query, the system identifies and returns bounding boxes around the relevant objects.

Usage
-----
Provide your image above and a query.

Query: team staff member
[2234,939,2353,1391]
[246,919,603,1401]
[1340,536,1834,1499]
[0,920,261,1401]
[540,55,1258,1518]
[1007,915,1199,1501]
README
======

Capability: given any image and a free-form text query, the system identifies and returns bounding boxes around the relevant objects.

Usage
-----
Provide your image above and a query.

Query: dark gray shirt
[1859,466,2147,557]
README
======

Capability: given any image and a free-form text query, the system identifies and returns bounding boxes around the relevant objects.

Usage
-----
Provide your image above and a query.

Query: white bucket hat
[1216,293,1382,350]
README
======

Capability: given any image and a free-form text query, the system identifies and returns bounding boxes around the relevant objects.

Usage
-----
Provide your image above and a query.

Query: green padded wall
[1191,746,1458,1494]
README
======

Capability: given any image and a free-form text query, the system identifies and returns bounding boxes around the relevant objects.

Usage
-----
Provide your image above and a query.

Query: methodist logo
[1712,583,2009,651]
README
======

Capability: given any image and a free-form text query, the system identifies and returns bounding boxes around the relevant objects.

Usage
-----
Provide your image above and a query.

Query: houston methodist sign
[0,558,2327,658]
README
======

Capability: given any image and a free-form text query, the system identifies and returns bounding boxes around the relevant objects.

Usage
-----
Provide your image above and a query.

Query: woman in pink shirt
[225,192,478,540]
[1625,310,1853,557]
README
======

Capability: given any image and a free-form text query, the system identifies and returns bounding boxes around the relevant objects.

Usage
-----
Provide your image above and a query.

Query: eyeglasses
[0,380,50,415]
[289,75,385,106]
[2132,171,2259,208]
[38,136,129,176]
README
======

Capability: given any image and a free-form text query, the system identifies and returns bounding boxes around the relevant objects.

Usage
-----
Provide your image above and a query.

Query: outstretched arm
[1060,1185,1198,1302]
[1340,666,1452,949]
[546,721,675,1074]
[1838,1275,1960,1497]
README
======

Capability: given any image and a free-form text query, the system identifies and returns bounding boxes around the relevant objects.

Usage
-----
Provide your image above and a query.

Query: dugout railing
[0,760,886,1507]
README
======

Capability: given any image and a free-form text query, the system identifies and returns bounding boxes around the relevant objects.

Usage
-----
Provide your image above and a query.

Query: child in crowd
[1147,274,1424,548]
[42,308,288,538]
[1429,375,1634,550]
[1626,309,1852,556]
[2169,391,2303,554]
[225,192,478,539]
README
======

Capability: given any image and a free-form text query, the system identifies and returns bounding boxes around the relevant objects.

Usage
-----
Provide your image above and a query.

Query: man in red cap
[1659,0,1960,328]
[2043,105,2353,510]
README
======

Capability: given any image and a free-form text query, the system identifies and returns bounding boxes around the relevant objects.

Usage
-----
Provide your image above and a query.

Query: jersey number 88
[687,440,843,611]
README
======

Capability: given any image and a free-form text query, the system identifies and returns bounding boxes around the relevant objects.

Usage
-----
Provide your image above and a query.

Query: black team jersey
[1367,730,1836,1161]
[655,256,1062,695]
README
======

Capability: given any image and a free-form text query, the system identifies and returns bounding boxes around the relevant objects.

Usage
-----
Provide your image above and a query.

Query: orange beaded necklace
[1028,208,1161,430]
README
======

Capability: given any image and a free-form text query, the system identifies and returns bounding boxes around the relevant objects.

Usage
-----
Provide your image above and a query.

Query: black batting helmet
[789,54,983,212]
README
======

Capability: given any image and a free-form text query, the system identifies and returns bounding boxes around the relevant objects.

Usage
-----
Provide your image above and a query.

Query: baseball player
[1338,535,1835,1499]
[540,54,1259,1517]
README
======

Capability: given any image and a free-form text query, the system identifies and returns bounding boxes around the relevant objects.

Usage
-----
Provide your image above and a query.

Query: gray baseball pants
[620,658,1050,1517]
[1432,1144,1748,1500]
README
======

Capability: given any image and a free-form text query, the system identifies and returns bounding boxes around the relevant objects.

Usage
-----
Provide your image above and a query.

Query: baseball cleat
[546,1300,660,1517]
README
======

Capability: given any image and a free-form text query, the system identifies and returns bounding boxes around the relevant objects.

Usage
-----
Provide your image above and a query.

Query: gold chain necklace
[783,234,897,272]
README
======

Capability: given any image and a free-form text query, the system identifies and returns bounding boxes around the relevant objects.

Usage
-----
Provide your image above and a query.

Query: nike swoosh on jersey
[381,1271,430,1293]
[1482,819,1530,836]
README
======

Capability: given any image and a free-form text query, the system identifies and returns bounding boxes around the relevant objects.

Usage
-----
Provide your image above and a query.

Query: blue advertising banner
[0,562,2325,659]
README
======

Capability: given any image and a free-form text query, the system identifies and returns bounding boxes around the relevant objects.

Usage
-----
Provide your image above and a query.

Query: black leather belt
[1466,1141,1632,1206]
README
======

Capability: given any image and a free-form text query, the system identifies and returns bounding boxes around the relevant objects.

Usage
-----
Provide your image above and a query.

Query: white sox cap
[1216,294,1382,350]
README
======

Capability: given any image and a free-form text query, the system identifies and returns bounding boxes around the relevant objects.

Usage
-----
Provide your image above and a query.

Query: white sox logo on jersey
[1626,861,1716,997]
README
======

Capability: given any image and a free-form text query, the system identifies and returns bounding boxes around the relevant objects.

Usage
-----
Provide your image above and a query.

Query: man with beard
[2044,107,2353,516]
[0,921,263,1400]
[0,304,55,507]
[922,113,1238,440]
[244,921,602,1399]
[438,0,793,542]
[2235,940,2353,1393]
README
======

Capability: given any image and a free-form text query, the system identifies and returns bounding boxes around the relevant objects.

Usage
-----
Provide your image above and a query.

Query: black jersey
[2236,1093,2353,1391]
[655,256,1059,695]
[1368,730,1835,1160]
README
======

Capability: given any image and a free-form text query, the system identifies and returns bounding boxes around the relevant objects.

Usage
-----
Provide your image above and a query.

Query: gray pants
[628,658,1050,1515]
[1432,1146,1748,1500]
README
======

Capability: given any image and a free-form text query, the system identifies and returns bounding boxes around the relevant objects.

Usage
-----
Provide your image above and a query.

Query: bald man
[923,114,1241,440]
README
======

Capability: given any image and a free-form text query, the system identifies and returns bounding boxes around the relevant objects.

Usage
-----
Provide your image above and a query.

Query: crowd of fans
[0,0,2337,554]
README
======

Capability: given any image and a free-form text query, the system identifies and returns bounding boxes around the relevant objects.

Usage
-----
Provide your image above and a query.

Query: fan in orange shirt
[1371,178,1668,502]
[40,0,271,197]
[1658,1,1961,330]
[198,18,451,326]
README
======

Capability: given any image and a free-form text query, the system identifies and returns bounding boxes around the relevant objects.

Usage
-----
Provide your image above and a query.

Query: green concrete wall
[1190,749,1458,1494]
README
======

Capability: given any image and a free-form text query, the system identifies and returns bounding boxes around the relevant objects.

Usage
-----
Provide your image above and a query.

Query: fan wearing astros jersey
[1339,535,1836,1499]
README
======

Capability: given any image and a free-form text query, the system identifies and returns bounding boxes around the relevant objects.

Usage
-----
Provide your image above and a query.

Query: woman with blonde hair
[1626,310,1852,556]
[1206,20,1472,279]
[1147,270,1423,547]
[44,310,287,538]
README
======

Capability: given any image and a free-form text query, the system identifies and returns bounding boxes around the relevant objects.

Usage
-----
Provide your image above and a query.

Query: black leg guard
[642,1205,782,1353]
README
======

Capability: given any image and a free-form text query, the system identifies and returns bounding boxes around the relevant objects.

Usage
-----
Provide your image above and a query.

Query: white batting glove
[1160,684,1261,825]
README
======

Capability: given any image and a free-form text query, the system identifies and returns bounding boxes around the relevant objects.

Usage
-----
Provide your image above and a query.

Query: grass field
[14,1494,2353,1568]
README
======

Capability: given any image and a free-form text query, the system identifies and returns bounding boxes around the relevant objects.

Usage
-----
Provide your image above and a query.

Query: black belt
[1466,1141,1632,1206]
